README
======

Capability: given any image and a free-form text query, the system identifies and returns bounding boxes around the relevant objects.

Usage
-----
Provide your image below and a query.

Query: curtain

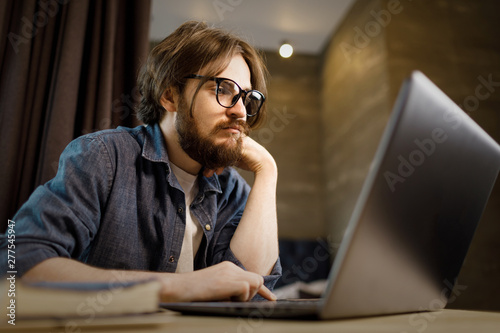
[0,0,151,232]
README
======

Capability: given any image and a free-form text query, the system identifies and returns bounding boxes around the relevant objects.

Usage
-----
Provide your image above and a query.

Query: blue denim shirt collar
[141,123,222,194]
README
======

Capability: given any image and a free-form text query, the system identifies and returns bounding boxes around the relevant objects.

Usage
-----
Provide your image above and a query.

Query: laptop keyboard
[161,298,322,318]
[275,298,321,306]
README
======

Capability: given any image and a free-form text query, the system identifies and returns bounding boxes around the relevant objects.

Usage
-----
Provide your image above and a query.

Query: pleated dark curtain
[0,0,151,231]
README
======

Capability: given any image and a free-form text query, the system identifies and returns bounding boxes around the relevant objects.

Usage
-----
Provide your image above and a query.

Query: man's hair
[136,21,268,129]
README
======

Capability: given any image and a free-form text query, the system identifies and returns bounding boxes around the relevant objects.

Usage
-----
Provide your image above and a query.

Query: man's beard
[175,99,251,172]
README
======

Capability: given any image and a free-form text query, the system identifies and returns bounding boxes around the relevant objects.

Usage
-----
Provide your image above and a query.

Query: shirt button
[169,256,175,263]
[205,224,211,231]
[177,207,183,214]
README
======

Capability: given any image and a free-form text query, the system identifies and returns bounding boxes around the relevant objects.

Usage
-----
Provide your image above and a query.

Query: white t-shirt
[170,163,204,273]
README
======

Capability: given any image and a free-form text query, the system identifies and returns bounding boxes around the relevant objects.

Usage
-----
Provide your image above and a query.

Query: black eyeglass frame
[184,74,265,117]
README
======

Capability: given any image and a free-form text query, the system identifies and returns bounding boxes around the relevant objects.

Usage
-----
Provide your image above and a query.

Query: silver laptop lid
[320,71,500,319]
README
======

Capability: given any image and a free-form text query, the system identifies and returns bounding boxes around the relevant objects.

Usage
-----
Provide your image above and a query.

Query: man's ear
[160,88,178,113]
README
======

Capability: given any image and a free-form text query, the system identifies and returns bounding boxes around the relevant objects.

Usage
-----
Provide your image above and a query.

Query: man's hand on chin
[237,136,277,176]
[202,136,276,178]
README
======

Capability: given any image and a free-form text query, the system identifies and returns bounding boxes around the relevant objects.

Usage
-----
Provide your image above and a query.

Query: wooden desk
[7,309,500,333]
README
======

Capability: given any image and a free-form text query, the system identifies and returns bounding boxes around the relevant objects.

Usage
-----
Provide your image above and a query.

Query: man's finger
[203,169,215,177]
[257,284,277,301]
[203,167,225,177]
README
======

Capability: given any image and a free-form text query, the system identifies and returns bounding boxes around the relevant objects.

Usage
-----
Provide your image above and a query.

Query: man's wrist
[254,158,278,179]
[157,273,183,302]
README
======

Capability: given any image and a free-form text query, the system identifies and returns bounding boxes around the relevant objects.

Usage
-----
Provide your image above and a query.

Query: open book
[3,279,162,321]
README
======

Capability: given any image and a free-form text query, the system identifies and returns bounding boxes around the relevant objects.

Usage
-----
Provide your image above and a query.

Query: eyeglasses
[184,74,265,117]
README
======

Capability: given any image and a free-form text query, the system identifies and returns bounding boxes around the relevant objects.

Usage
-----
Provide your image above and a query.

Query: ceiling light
[279,42,293,58]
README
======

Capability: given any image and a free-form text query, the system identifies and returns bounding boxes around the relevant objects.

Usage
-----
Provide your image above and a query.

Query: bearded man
[3,21,281,302]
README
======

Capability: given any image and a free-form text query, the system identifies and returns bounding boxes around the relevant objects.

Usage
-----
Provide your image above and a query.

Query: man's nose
[226,95,247,120]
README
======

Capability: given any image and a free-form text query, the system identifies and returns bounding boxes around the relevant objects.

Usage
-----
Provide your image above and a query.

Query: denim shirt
[1,123,281,290]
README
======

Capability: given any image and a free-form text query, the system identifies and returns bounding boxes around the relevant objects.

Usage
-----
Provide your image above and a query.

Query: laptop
[161,71,500,320]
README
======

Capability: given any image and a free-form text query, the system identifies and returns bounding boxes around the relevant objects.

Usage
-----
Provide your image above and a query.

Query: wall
[321,0,500,311]
[321,0,393,254]
[242,52,325,239]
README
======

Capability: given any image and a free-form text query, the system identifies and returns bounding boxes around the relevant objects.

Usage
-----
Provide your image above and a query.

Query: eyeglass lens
[217,79,263,116]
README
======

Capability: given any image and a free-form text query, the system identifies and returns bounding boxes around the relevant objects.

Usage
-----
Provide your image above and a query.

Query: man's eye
[217,86,232,95]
